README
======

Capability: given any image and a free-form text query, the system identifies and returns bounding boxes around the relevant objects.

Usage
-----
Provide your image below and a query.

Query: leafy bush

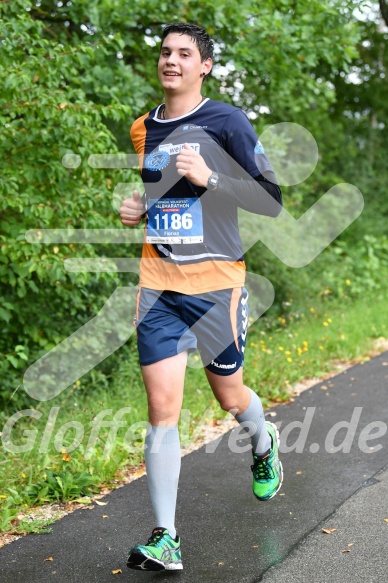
[23,469,100,504]
[0,8,138,409]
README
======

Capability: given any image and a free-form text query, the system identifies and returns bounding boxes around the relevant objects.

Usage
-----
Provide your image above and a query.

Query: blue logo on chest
[145,150,170,171]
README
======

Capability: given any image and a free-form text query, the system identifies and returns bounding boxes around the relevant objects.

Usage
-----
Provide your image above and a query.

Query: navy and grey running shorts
[135,287,249,376]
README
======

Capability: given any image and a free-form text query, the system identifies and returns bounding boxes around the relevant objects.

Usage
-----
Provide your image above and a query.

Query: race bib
[146,198,203,244]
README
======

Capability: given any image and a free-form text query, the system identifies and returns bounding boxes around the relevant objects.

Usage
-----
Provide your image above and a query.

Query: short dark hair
[161,22,214,62]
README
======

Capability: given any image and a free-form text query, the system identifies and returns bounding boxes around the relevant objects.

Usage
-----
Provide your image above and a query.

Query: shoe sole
[254,421,283,501]
[127,550,183,571]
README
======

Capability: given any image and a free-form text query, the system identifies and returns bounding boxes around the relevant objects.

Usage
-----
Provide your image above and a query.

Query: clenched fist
[176,143,212,187]
[120,190,145,226]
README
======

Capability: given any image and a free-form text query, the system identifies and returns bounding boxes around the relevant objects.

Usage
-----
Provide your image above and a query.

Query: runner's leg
[205,368,271,455]
[141,352,187,539]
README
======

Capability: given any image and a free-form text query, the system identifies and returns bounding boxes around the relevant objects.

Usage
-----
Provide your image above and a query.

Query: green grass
[1,286,387,531]
[242,288,388,405]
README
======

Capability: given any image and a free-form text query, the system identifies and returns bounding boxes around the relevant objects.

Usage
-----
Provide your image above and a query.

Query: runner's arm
[216,171,282,217]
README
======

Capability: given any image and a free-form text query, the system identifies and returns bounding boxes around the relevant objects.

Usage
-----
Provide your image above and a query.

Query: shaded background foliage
[1,0,387,410]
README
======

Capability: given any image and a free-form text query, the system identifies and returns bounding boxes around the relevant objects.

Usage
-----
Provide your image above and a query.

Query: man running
[120,22,283,572]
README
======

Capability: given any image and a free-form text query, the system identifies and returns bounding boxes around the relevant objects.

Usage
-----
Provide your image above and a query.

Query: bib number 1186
[155,212,193,231]
[146,197,203,244]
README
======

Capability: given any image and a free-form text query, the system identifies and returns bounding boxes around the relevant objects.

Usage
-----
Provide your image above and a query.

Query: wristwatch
[207,171,219,191]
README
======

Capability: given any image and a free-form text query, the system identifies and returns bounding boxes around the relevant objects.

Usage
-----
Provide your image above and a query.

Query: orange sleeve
[130,112,149,167]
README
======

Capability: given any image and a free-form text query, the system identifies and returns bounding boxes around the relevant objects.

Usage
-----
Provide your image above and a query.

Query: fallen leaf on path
[322,528,337,534]
[102,515,109,518]
[252,545,258,548]
[384,518,388,523]
[94,500,108,506]
[132,470,146,478]
[347,543,354,547]
[112,568,122,574]
[296,471,303,475]
[74,497,93,504]
[44,557,54,561]
[341,549,351,553]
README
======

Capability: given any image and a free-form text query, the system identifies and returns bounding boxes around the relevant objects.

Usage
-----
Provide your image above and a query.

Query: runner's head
[159,23,213,87]
[161,22,214,62]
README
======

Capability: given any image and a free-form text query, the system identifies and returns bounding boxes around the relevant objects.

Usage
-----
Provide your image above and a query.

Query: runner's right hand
[120,190,145,226]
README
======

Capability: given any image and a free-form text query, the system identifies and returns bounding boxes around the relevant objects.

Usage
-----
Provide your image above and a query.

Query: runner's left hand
[176,143,212,187]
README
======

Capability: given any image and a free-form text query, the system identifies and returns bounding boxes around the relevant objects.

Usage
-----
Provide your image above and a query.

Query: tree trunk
[380,0,388,27]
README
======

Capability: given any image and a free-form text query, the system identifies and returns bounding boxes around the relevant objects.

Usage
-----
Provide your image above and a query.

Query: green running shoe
[127,527,183,571]
[251,421,283,501]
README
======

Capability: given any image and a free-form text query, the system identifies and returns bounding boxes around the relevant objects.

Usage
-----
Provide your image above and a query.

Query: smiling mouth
[164,72,181,77]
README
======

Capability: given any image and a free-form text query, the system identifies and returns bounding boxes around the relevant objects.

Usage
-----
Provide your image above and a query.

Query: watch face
[209,173,219,188]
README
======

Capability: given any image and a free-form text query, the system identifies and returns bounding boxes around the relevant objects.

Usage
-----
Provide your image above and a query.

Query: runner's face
[158,33,210,94]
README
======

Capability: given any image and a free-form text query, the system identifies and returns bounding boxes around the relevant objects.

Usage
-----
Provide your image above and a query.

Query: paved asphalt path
[1,351,387,582]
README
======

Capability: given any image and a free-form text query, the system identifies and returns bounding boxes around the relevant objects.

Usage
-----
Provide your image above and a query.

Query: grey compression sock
[144,424,181,540]
[235,388,271,455]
